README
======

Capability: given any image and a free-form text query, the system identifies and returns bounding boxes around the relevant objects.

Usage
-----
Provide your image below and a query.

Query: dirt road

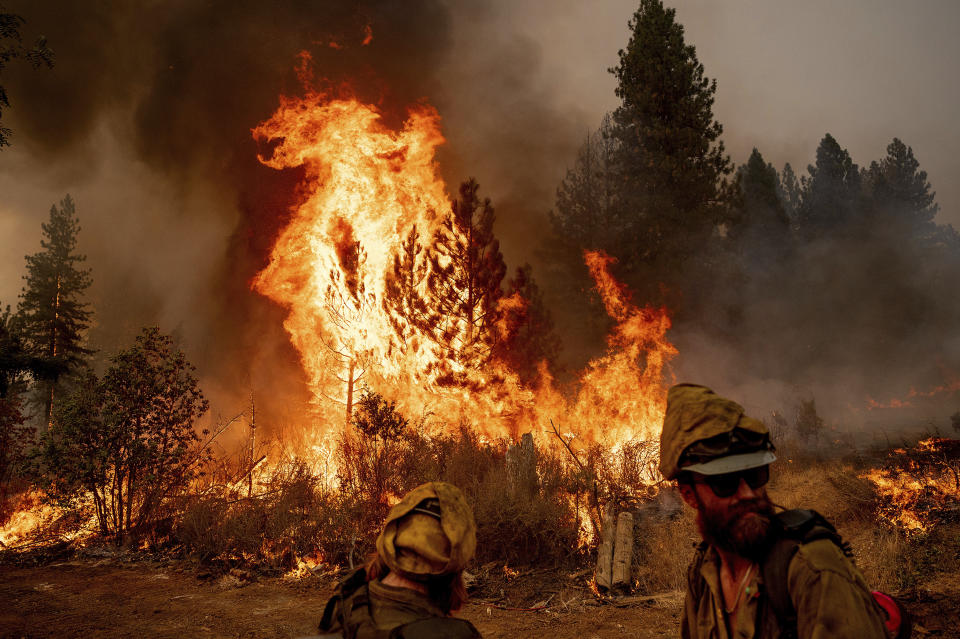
[1,557,957,638]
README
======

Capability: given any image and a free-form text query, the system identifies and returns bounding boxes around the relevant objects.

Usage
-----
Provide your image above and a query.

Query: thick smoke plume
[3,1,957,441]
[1,0,582,432]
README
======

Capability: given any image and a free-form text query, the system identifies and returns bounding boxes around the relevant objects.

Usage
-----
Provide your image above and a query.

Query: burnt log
[612,511,634,590]
[595,502,615,591]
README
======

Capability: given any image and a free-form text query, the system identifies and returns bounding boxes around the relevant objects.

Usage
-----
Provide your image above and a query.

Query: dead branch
[226,455,267,493]
[190,412,244,466]
[471,593,556,612]
[548,418,602,537]
[548,419,585,471]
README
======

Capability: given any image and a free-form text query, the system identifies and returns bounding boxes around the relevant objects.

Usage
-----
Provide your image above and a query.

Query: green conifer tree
[608,0,734,294]
[778,163,802,220]
[797,134,861,240]
[17,194,92,429]
[425,179,506,383]
[732,149,792,270]
[865,138,939,243]
[550,115,623,254]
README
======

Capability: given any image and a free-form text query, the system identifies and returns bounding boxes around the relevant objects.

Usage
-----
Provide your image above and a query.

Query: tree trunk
[595,502,615,591]
[612,511,635,590]
[113,469,124,545]
[125,470,135,544]
[345,359,356,426]
[248,393,256,498]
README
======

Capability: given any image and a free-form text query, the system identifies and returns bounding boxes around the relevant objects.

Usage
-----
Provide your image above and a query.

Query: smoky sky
[1,0,959,433]
[0,0,462,423]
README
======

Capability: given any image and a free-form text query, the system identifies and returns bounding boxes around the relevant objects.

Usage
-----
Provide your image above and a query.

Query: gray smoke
[0,0,587,430]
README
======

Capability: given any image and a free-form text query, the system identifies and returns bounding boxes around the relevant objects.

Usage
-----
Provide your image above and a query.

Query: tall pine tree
[732,148,792,271]
[864,138,939,244]
[550,115,624,254]
[608,0,734,294]
[18,194,92,429]
[797,133,861,240]
[425,179,506,384]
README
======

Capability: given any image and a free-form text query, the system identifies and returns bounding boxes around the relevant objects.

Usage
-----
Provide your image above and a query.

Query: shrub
[177,460,332,570]
[632,500,698,593]
[37,327,209,544]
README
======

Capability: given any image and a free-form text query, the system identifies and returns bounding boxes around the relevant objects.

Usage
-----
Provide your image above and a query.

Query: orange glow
[866,368,960,410]
[861,437,960,534]
[0,491,95,548]
[0,498,53,547]
[251,84,675,469]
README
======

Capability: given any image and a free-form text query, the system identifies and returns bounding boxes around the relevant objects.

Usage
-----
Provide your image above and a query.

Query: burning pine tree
[251,76,677,448]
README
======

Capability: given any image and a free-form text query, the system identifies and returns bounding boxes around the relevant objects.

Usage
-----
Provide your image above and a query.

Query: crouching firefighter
[316,481,482,639]
[661,384,908,639]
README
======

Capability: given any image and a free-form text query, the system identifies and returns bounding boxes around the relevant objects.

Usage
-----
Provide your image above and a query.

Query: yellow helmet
[376,482,477,579]
[659,384,775,480]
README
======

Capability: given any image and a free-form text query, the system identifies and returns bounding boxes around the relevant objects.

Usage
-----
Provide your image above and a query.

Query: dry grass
[626,451,960,597]
[632,501,698,593]
[157,425,960,601]
[173,427,584,571]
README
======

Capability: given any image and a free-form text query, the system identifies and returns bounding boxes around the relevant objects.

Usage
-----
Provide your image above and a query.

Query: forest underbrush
[3,427,959,611]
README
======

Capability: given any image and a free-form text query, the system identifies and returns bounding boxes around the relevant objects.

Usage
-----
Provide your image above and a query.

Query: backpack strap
[389,617,482,639]
[318,568,370,637]
[760,509,852,639]
[687,540,710,604]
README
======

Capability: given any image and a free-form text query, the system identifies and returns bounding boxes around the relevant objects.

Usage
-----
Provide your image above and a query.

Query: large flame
[252,94,449,410]
[252,88,676,450]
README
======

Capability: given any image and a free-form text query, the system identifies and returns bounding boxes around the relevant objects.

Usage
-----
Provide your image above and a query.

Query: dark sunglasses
[695,465,770,498]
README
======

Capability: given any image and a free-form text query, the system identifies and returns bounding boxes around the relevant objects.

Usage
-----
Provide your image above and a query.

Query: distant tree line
[543,0,959,390]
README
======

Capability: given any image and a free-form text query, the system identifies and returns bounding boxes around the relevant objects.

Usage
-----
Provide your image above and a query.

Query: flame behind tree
[252,94,451,422]
[252,86,677,445]
[425,178,507,387]
[492,264,562,387]
[572,251,677,444]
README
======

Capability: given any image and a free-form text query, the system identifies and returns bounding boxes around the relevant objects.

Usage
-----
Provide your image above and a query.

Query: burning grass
[861,437,960,534]
[5,421,960,613]
[173,426,590,574]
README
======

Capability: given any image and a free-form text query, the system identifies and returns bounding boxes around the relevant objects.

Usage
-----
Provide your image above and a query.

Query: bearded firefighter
[661,384,891,639]
[316,481,482,639]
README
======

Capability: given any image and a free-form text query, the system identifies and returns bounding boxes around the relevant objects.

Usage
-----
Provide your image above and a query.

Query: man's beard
[697,496,776,561]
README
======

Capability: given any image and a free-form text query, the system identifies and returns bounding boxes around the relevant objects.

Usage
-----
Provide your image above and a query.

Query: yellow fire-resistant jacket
[681,540,889,639]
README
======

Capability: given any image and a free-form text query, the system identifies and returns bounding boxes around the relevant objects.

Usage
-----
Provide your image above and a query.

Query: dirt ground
[1,555,958,639]
[0,556,682,639]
